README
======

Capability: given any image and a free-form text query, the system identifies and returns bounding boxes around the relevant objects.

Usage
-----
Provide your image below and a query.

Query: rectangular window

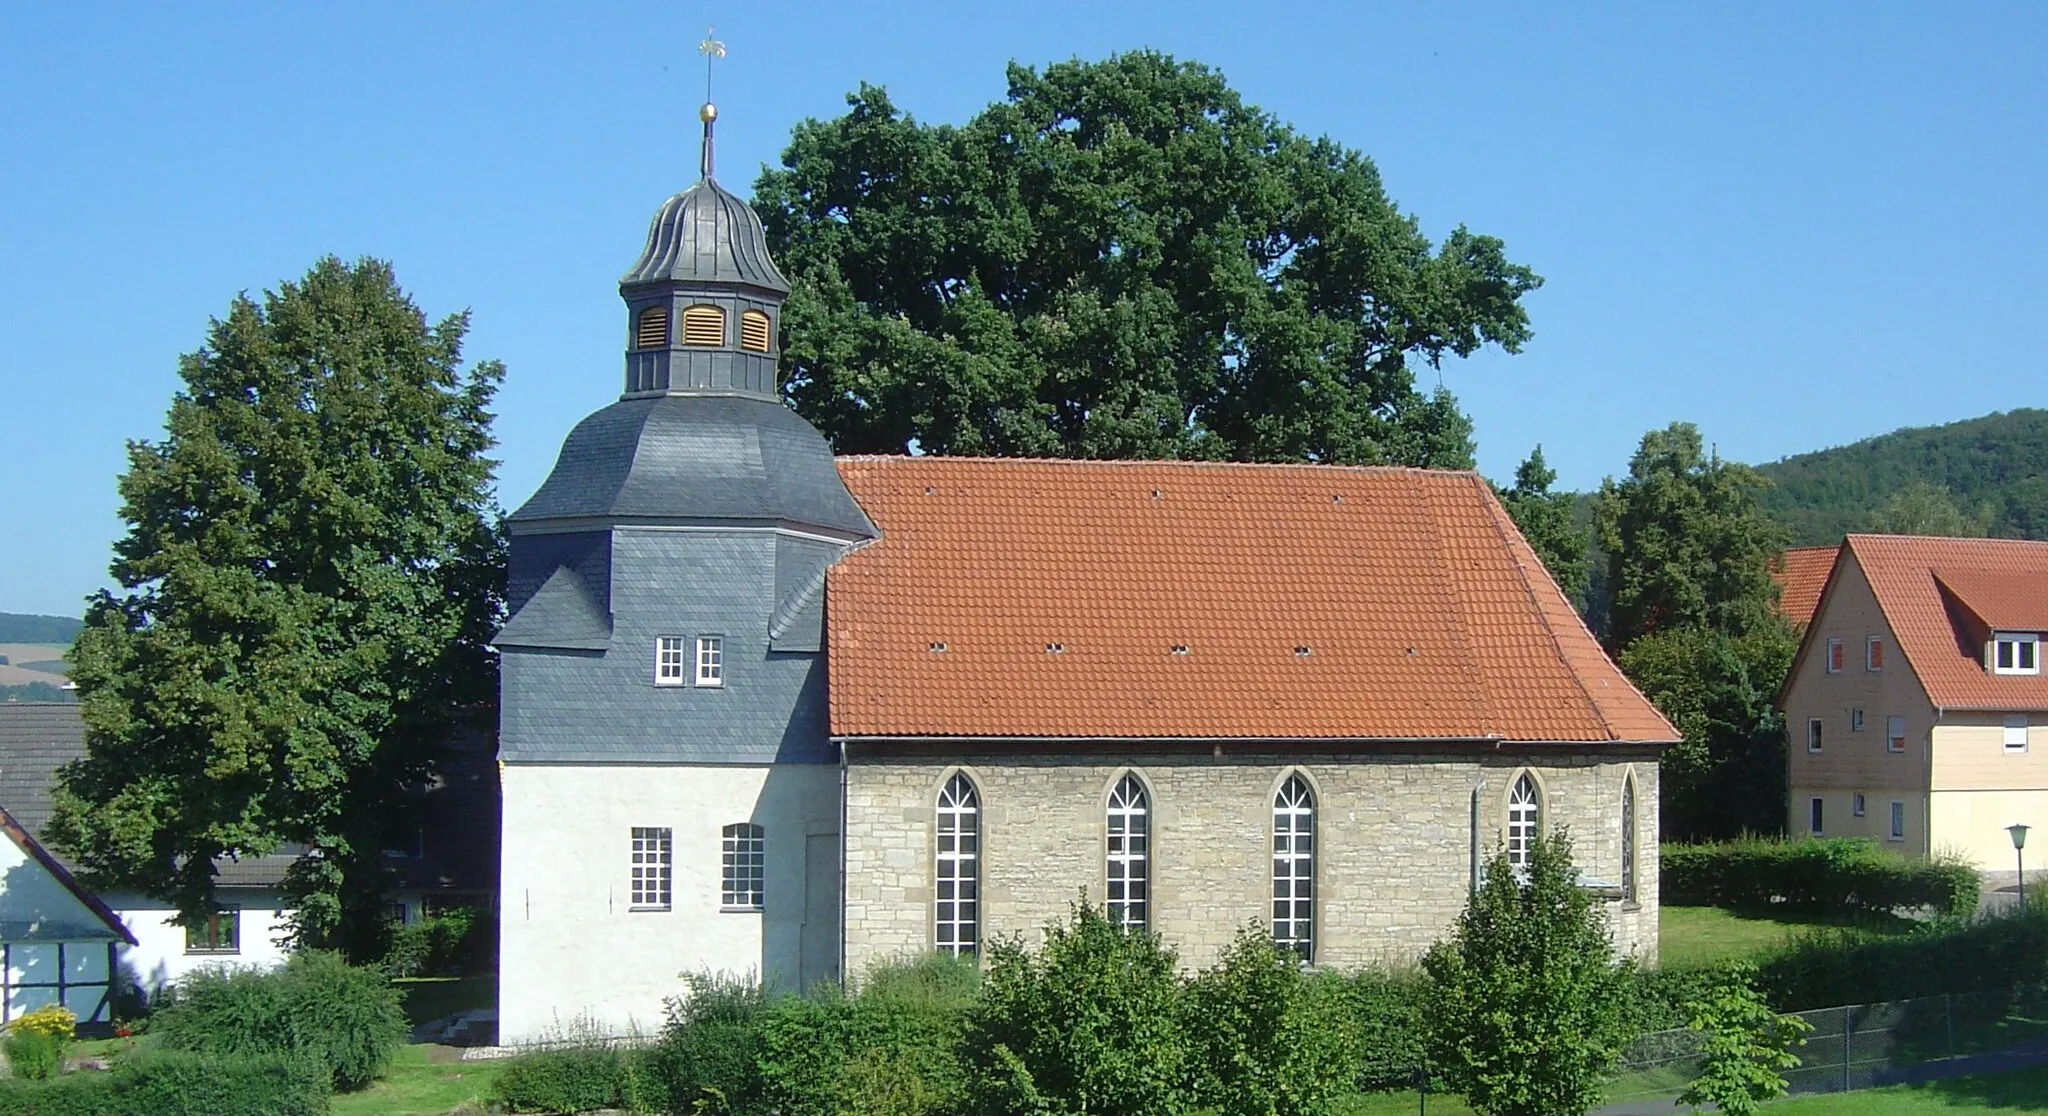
[1809,797,1824,835]
[1852,793,1866,817]
[1806,718,1823,753]
[185,908,241,954]
[1994,633,2041,675]
[1826,639,1845,673]
[1887,715,1907,754]
[630,827,673,910]
[721,823,765,909]
[655,637,687,686]
[1867,637,1884,671]
[696,636,724,687]
[2007,714,2030,752]
[1852,709,1865,732]
[1889,801,1906,841]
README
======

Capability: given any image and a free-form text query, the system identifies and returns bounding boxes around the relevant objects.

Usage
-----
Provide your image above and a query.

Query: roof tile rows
[1845,534,2048,710]
[1774,545,1838,627]
[827,457,1676,743]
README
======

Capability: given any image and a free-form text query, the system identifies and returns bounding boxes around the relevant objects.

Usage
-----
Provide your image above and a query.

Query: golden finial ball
[700,103,718,123]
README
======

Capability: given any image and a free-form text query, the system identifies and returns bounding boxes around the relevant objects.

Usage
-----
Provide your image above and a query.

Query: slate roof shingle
[827,457,1677,743]
[1845,534,2048,710]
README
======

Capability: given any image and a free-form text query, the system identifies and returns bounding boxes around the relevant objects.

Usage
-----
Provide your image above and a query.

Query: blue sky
[3,2,2044,618]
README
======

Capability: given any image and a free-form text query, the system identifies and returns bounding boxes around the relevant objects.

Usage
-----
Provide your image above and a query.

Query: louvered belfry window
[740,309,772,353]
[636,305,669,349]
[681,304,725,346]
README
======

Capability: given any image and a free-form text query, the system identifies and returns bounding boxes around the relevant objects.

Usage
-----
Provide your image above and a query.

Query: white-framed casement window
[1852,793,1867,817]
[1106,775,1151,930]
[1993,632,2041,675]
[1620,777,1638,905]
[1866,637,1885,672]
[1507,773,1541,870]
[695,636,724,687]
[2006,714,2030,753]
[1272,775,1315,961]
[185,907,241,955]
[1889,801,1906,841]
[1887,715,1907,754]
[721,823,765,910]
[655,636,687,685]
[1806,718,1823,753]
[630,827,673,910]
[1809,797,1824,835]
[1826,638,1845,673]
[935,774,980,956]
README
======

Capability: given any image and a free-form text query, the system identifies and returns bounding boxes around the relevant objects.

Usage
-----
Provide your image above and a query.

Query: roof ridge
[832,454,1480,477]
[1471,474,1616,738]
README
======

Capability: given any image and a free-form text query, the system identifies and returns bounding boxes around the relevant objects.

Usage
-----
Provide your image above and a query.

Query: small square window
[1806,718,1823,753]
[1887,715,1906,754]
[1809,797,1824,835]
[630,827,673,910]
[696,636,724,687]
[2006,714,2030,752]
[1852,793,1866,817]
[655,636,687,686]
[1866,637,1884,672]
[1826,639,1845,674]
[185,908,241,954]
[1993,633,2040,675]
[1889,801,1906,841]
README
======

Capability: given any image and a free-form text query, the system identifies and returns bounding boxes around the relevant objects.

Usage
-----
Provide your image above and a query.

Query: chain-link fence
[1608,988,2048,1105]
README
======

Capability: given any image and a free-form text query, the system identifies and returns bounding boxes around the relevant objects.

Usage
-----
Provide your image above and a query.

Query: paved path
[1592,1034,2048,1116]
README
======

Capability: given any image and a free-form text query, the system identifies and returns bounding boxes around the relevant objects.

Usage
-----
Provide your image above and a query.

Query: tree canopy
[755,51,1540,466]
[50,257,504,959]
[1496,445,1589,606]
[1866,480,1992,537]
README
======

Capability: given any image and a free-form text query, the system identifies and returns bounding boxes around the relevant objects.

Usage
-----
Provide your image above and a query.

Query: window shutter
[636,306,669,349]
[740,309,772,352]
[681,304,724,346]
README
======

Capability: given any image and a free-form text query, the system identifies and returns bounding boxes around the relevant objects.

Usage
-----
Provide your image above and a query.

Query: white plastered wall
[498,763,839,1044]
[106,891,291,996]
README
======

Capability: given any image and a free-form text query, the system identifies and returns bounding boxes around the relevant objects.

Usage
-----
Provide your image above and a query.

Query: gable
[1850,535,2048,711]
[0,805,133,944]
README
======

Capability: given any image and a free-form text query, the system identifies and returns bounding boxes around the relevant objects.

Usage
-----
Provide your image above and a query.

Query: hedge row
[0,1052,329,1116]
[1661,837,1979,916]
[150,950,407,1092]
[1753,898,2048,1010]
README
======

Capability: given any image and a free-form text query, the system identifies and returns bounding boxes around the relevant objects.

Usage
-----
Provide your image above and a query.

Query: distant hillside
[0,614,81,644]
[1755,409,2048,546]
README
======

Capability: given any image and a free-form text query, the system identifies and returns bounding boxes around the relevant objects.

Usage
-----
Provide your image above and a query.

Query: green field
[333,1043,506,1116]
[1659,904,1918,969]
[1771,1065,2048,1115]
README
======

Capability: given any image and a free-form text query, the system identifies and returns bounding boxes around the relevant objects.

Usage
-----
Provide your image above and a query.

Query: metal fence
[1608,989,2048,1104]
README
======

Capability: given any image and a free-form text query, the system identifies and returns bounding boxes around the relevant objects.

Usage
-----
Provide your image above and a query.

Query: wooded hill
[0,613,81,644]
[1754,408,2048,545]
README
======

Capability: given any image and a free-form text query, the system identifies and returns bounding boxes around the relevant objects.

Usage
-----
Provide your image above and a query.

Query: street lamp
[2009,824,2030,907]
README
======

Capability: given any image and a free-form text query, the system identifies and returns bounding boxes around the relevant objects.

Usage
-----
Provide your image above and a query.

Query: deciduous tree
[1867,480,1991,537]
[1496,445,1589,606]
[50,257,503,960]
[757,52,1539,467]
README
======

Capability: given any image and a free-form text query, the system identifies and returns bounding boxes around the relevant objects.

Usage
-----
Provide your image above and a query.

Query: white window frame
[935,774,980,956]
[1866,636,1885,672]
[1826,638,1845,674]
[2006,714,2030,753]
[1889,801,1906,841]
[1106,775,1150,930]
[721,823,765,910]
[1806,718,1823,753]
[654,636,687,686]
[1852,793,1866,817]
[1507,773,1541,870]
[695,635,725,687]
[1809,797,1824,835]
[630,826,673,911]
[1273,776,1315,961]
[1994,633,2040,675]
[1887,714,1906,754]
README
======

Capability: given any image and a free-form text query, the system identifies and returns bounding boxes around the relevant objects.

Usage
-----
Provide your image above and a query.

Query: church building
[495,107,1678,1044]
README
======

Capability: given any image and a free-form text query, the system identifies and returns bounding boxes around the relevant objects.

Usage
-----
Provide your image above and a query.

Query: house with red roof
[1782,535,2048,866]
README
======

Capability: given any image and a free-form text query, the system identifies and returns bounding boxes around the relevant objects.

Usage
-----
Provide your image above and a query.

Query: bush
[1184,923,1358,1116]
[1662,837,1979,916]
[380,906,496,978]
[1324,969,1432,1091]
[492,1046,642,1114]
[646,971,772,1114]
[2,1032,61,1082]
[0,1051,329,1116]
[151,951,405,1091]
[1752,897,2048,1010]
[6,1007,74,1043]
[756,956,977,1116]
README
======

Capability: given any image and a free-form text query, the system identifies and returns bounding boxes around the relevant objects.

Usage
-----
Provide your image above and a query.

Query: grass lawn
[395,974,496,1029]
[333,1043,507,1116]
[1659,904,1918,968]
[1335,1090,1474,1116]
[1768,1065,2048,1115]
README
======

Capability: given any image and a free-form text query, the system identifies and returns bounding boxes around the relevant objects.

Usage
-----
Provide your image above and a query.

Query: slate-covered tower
[496,104,875,1043]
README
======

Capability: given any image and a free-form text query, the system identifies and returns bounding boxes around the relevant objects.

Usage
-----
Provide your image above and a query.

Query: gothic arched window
[935,774,980,956]
[1507,773,1541,870]
[1273,775,1315,961]
[1106,775,1150,930]
[681,304,725,347]
[1621,775,1638,903]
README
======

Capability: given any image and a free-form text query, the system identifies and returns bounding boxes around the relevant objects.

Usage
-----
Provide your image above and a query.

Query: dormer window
[636,306,669,349]
[1994,632,2040,675]
[740,309,772,352]
[681,304,725,347]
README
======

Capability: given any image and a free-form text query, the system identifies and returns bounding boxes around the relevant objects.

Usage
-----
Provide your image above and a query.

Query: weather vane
[697,27,726,179]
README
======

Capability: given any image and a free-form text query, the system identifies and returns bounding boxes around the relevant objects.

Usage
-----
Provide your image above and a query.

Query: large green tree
[1866,480,1992,537]
[50,257,503,959]
[1495,445,1590,606]
[756,52,1540,466]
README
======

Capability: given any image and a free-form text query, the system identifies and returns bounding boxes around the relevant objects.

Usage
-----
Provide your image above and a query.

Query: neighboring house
[494,110,1681,1043]
[1774,545,1838,628]
[0,801,134,1025]
[1781,535,2048,866]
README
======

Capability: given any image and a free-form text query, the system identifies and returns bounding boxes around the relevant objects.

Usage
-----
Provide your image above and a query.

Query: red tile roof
[1843,534,2048,710]
[827,457,1677,743]
[1773,545,1839,627]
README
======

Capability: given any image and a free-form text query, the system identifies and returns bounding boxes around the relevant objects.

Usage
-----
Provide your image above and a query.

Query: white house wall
[105,891,291,996]
[498,762,840,1044]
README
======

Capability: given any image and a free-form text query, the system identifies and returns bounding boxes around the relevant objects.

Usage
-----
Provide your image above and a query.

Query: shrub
[647,971,772,1114]
[492,1046,639,1114]
[752,957,977,1116]
[1324,968,1432,1091]
[0,1051,329,1116]
[1753,897,2048,1010]
[380,906,496,978]
[6,1007,74,1043]
[2,1032,62,1082]
[1661,837,1979,916]
[1184,923,1359,1116]
[1675,964,1811,1116]
[151,951,405,1091]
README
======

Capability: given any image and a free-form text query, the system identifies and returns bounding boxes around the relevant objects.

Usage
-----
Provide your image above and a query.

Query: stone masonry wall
[844,751,1658,974]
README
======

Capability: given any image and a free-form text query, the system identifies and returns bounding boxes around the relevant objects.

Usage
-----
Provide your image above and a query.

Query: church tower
[495,100,875,1043]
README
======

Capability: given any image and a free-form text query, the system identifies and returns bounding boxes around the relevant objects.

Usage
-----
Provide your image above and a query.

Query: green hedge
[492,1046,649,1114]
[1661,837,1979,916]
[0,1052,330,1116]
[1754,899,2048,1010]
[151,951,406,1091]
